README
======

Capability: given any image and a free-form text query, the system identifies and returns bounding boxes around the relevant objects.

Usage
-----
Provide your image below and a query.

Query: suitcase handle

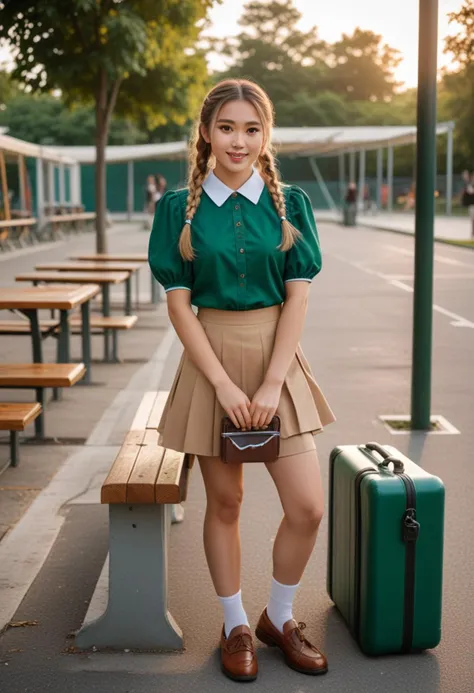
[364,442,405,472]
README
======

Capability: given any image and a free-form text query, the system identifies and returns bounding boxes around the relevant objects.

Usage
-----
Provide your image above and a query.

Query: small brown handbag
[220,415,281,463]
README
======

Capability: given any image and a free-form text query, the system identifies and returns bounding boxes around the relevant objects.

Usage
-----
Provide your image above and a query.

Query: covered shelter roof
[0,133,77,164]
[48,123,454,164]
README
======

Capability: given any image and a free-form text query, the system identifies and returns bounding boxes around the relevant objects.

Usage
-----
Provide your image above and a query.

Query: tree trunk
[94,71,122,254]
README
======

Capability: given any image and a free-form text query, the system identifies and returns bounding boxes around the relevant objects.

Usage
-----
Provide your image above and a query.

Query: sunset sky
[206,0,466,89]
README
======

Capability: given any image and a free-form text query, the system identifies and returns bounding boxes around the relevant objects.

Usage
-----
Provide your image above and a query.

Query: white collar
[202,168,265,206]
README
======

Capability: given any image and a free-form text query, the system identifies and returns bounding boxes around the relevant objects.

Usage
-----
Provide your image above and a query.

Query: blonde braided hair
[178,78,301,261]
[257,149,302,250]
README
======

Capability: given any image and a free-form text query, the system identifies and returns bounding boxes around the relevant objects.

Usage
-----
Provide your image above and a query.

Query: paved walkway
[0,220,473,692]
[317,209,474,242]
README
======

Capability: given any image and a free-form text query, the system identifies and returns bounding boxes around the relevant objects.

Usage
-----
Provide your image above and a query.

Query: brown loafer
[255,608,328,675]
[221,624,258,682]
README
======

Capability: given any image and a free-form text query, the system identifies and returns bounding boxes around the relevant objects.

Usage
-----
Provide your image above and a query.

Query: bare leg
[198,455,244,597]
[265,447,324,585]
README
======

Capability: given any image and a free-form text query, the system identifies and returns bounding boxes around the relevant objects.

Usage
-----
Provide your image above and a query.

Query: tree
[0,93,147,146]
[327,28,402,101]
[0,0,215,252]
[208,0,401,127]
[443,0,474,168]
[210,0,329,105]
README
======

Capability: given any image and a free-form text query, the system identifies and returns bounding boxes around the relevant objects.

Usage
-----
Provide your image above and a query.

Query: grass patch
[440,238,474,248]
[384,419,443,432]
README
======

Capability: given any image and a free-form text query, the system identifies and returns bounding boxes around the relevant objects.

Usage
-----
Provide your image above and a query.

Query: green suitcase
[327,442,445,655]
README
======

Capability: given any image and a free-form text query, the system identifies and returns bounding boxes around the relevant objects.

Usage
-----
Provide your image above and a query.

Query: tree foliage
[443,0,474,168]
[0,0,215,250]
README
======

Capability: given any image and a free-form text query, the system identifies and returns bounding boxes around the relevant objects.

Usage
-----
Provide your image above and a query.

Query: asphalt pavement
[0,219,473,693]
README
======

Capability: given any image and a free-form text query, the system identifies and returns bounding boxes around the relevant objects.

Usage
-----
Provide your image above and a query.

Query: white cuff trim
[165,286,192,293]
[284,278,312,283]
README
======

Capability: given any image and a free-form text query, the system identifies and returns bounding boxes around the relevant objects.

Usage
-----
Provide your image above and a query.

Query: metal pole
[358,149,366,210]
[308,156,338,212]
[127,160,134,221]
[59,162,66,207]
[18,155,26,211]
[376,148,383,210]
[387,146,394,212]
[446,123,454,216]
[411,0,438,430]
[48,162,55,209]
[338,152,345,208]
[36,157,45,228]
[349,150,356,184]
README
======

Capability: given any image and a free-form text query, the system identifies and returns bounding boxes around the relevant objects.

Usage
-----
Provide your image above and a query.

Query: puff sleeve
[147,190,193,293]
[283,186,322,283]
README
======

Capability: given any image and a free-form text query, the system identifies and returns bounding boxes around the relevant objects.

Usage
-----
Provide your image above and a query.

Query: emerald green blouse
[148,171,322,311]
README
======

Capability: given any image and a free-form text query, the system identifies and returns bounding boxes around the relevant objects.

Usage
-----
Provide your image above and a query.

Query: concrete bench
[0,363,86,437]
[75,390,194,651]
[0,402,42,467]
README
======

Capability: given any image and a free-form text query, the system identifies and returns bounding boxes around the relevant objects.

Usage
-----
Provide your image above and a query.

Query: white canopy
[48,123,454,164]
[0,132,76,164]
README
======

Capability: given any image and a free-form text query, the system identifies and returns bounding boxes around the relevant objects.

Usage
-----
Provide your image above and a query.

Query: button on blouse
[148,175,322,311]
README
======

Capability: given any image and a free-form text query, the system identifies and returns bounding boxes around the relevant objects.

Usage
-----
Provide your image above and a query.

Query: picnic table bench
[0,363,85,438]
[0,402,42,467]
[35,261,143,312]
[71,253,161,305]
[0,285,99,383]
[75,390,193,651]
[15,272,134,362]
[44,211,96,239]
[0,218,37,250]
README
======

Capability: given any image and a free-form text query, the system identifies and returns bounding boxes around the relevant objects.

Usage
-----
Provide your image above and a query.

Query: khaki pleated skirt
[157,305,336,458]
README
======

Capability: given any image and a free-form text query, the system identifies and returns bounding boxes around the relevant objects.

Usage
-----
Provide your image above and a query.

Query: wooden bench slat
[0,402,42,431]
[147,391,169,429]
[0,319,59,334]
[72,254,147,262]
[155,448,187,503]
[16,271,130,284]
[69,315,138,330]
[101,429,147,503]
[0,218,37,228]
[100,390,190,506]
[130,391,158,430]
[143,428,159,445]
[126,445,165,504]
[0,363,85,387]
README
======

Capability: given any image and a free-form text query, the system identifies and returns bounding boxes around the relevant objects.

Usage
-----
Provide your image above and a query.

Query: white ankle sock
[266,577,300,633]
[219,590,250,638]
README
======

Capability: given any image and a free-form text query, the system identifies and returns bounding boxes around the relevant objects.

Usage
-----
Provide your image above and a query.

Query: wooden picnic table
[70,253,160,305]
[15,271,130,362]
[0,284,99,384]
[35,261,143,310]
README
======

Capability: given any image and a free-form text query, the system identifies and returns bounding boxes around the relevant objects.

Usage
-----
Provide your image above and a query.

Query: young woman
[148,79,335,682]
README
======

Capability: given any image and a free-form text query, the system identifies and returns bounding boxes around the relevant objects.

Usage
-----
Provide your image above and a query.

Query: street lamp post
[411,0,439,430]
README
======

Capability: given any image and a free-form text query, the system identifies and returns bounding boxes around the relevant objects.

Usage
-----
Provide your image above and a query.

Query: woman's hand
[249,380,282,429]
[215,380,252,430]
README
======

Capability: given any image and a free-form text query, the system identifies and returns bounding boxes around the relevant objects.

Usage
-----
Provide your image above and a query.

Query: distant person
[344,182,357,225]
[153,174,167,209]
[345,182,357,204]
[461,170,474,238]
[143,174,157,230]
[404,182,416,211]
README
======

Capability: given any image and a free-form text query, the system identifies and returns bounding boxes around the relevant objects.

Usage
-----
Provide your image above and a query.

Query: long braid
[258,149,301,251]
[178,132,211,261]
